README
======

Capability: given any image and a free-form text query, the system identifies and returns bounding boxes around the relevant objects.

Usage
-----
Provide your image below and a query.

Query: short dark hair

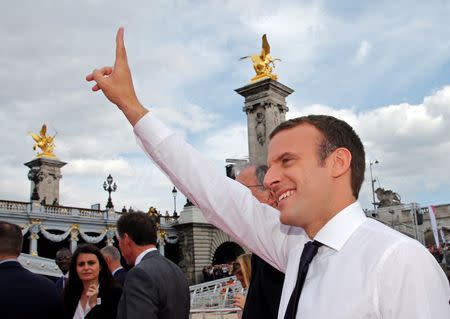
[270,115,366,198]
[117,212,157,246]
[56,247,72,259]
[0,221,23,257]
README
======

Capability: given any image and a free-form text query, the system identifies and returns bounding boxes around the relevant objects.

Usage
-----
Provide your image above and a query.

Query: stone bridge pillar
[236,78,293,165]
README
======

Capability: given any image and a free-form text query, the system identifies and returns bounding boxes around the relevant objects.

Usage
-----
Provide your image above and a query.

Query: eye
[78,262,85,267]
[281,157,293,166]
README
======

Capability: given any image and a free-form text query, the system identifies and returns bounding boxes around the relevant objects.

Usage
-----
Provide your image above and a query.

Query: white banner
[429,206,440,248]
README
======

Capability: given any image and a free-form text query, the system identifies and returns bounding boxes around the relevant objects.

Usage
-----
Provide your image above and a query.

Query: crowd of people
[0,210,190,319]
[202,263,231,282]
[428,243,450,264]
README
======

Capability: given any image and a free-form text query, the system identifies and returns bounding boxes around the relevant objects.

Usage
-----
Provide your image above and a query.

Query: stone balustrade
[0,199,119,221]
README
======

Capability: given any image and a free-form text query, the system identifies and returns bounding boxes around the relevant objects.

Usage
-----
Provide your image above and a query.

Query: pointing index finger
[115,27,128,67]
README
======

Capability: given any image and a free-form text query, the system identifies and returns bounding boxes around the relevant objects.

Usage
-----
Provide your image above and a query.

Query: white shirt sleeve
[133,113,302,271]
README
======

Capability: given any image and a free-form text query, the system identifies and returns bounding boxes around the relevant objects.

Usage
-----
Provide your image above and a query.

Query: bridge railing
[190,276,245,311]
[0,199,120,221]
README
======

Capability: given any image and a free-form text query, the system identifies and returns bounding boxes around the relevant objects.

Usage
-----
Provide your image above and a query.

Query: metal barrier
[190,276,245,312]
[190,309,239,319]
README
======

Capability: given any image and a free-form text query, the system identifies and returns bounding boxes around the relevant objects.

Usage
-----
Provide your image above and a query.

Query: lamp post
[172,186,178,215]
[369,160,379,211]
[103,174,117,209]
[147,207,166,255]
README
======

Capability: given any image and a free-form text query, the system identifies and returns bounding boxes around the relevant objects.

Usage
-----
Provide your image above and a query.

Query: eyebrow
[269,152,298,164]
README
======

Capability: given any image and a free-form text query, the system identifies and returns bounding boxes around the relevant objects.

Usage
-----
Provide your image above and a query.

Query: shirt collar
[112,266,123,276]
[0,258,18,265]
[314,201,366,251]
[135,247,158,265]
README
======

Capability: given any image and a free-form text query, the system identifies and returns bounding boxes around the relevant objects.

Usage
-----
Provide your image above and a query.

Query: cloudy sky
[1,0,450,214]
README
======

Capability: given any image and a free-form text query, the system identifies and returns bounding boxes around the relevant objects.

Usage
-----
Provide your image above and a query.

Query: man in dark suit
[54,247,71,294]
[101,245,128,286]
[115,212,190,319]
[0,221,64,319]
[236,165,285,319]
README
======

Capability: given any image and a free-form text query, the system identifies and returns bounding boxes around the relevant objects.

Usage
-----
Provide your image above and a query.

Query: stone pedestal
[235,78,293,165]
[175,204,246,285]
[24,157,66,205]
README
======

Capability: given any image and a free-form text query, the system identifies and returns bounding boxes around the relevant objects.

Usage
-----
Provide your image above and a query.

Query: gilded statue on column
[29,124,57,158]
[240,34,281,83]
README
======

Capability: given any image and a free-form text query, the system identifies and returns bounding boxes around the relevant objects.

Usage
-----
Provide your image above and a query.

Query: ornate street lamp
[172,186,178,216]
[369,160,379,211]
[103,174,117,209]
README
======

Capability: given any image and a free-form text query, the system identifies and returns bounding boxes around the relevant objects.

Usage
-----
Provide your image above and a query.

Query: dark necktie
[284,240,323,319]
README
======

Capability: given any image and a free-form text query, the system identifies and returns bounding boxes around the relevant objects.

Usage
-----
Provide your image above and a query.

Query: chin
[279,211,292,226]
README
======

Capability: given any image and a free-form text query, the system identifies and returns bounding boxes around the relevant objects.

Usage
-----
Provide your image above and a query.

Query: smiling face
[264,124,333,230]
[76,253,101,284]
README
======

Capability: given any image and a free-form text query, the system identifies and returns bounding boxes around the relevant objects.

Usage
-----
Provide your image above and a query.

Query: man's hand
[86,27,148,126]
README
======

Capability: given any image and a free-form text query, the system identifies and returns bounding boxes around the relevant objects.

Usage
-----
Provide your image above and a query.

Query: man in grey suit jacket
[116,212,190,319]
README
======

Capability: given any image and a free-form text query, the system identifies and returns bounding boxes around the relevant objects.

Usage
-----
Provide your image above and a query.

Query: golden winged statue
[29,124,56,158]
[240,34,281,83]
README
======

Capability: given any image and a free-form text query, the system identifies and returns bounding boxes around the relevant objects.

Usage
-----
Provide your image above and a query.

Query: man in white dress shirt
[86,28,450,318]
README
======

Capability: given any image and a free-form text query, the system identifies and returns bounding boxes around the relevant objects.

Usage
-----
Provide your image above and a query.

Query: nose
[263,166,280,191]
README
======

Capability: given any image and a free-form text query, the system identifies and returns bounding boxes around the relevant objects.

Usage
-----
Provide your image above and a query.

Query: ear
[122,233,134,247]
[330,147,352,178]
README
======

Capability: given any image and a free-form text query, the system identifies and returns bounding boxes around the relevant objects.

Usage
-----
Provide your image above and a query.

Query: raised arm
[86,27,147,126]
[85,29,300,272]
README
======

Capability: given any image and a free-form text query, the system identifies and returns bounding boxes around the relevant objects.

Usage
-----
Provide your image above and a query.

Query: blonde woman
[231,253,252,310]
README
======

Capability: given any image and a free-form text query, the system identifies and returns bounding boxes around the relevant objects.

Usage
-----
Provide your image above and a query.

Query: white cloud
[65,158,133,176]
[355,40,371,63]
[201,124,248,162]
[154,104,221,134]
[1,0,450,213]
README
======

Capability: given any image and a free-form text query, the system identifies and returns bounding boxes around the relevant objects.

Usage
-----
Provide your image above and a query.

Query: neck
[111,261,122,271]
[0,255,18,261]
[304,196,356,239]
[132,244,156,264]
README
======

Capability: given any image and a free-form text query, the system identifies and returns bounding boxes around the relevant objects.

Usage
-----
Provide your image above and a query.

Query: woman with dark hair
[63,244,122,319]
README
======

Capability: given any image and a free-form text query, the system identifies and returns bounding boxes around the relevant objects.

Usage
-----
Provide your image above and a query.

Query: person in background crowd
[63,244,122,319]
[55,247,72,294]
[101,245,128,286]
[0,221,63,319]
[231,253,252,310]
[236,164,285,319]
[115,212,190,319]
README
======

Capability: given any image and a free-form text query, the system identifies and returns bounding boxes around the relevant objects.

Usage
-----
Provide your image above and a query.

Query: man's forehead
[57,251,71,258]
[268,124,321,160]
